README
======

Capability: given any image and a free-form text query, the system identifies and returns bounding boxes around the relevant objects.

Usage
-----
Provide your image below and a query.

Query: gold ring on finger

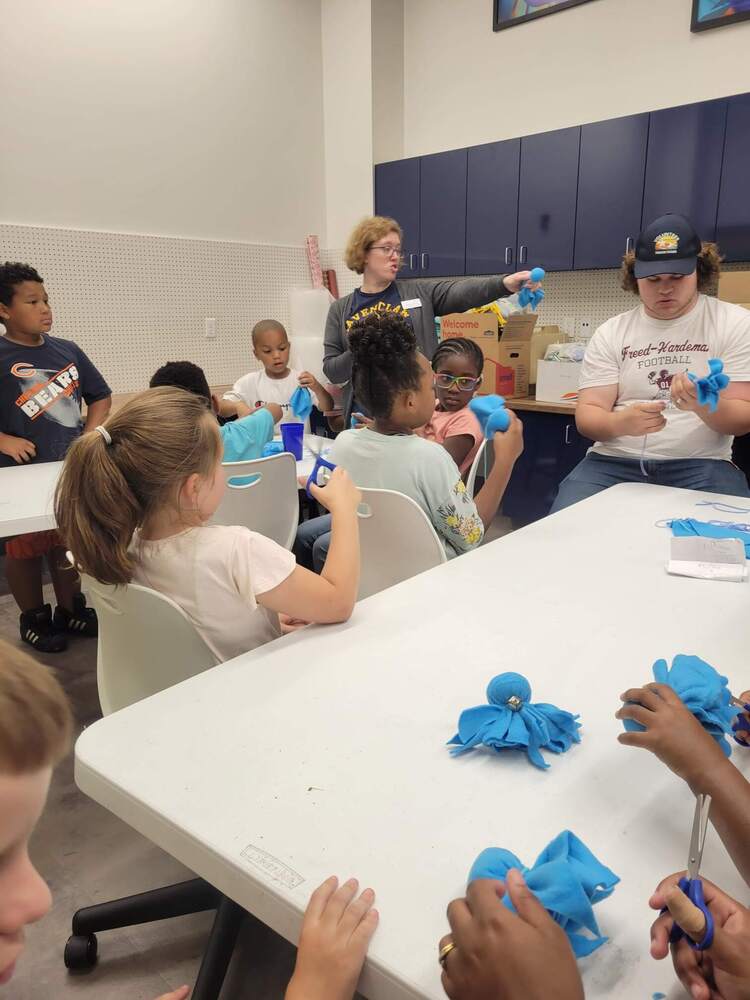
[438,941,456,968]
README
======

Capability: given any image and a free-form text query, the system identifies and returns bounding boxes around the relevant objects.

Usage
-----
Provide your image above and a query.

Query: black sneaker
[20,604,68,653]
[53,592,98,638]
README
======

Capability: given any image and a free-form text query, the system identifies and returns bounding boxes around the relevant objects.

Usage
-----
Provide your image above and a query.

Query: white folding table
[0,460,61,535]
[75,483,750,999]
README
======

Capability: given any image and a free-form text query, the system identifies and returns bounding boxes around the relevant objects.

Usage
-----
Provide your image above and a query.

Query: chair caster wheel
[64,933,98,970]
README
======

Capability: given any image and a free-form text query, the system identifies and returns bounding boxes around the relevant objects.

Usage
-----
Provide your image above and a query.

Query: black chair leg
[191,896,247,1000]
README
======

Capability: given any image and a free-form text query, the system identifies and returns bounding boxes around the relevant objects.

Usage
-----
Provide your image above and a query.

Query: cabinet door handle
[504,246,513,266]
[421,252,430,270]
[625,236,634,255]
[409,253,417,271]
[519,245,528,265]
[564,423,572,445]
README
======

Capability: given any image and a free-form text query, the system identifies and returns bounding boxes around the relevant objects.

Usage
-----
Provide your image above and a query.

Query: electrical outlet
[579,318,593,339]
[204,317,217,339]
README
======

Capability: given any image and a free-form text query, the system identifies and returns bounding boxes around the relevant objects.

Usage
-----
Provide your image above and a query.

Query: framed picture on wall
[493,0,598,32]
[691,0,750,32]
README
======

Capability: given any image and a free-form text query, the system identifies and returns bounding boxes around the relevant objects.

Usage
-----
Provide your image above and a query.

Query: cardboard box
[718,271,750,310]
[530,325,564,384]
[441,312,535,398]
[535,360,583,403]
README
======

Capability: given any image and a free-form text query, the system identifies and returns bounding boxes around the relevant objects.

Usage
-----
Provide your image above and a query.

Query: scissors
[305,439,337,499]
[730,695,750,746]
[668,794,714,951]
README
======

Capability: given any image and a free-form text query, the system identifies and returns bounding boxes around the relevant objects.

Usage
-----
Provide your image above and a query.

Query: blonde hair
[0,640,73,775]
[344,216,403,274]
[55,387,221,586]
[621,242,722,295]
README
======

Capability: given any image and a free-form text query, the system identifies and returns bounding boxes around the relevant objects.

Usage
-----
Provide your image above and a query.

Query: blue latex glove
[669,517,750,557]
[448,672,581,770]
[687,358,729,414]
[468,831,619,958]
[621,654,741,756]
[290,385,313,421]
[469,394,511,436]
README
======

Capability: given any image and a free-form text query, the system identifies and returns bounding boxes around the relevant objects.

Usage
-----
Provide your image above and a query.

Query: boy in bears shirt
[0,262,111,653]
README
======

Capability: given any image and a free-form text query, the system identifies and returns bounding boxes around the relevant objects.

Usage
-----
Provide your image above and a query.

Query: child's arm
[218,397,241,418]
[649,874,750,1000]
[473,412,524,529]
[285,876,378,1000]
[299,372,335,413]
[440,872,583,1000]
[0,432,36,463]
[257,469,360,623]
[83,396,111,432]
[442,434,476,471]
[617,683,750,886]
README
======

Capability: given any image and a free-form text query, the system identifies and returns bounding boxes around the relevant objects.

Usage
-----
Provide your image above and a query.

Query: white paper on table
[667,536,748,582]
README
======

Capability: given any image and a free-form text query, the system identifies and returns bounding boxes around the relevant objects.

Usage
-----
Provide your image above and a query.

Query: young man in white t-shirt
[551,214,750,513]
[219,319,334,427]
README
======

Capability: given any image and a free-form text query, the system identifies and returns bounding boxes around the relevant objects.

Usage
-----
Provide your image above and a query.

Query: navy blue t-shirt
[0,335,111,467]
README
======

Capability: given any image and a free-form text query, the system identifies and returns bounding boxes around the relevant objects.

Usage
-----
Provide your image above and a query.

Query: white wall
[402,0,750,157]
[0,0,326,245]
[321,0,374,249]
[372,0,404,163]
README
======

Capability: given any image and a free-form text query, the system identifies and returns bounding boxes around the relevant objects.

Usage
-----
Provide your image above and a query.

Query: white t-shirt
[579,296,750,461]
[131,524,296,663]
[223,369,321,426]
[332,428,484,559]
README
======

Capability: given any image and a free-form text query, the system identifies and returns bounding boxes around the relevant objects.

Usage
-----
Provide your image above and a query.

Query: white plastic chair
[81,573,218,716]
[356,488,447,600]
[212,452,299,549]
[466,438,493,497]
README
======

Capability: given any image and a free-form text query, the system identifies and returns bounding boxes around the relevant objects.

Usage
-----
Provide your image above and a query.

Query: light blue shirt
[220,408,274,463]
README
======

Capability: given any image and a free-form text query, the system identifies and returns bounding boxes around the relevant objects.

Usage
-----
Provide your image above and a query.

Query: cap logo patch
[654,231,679,254]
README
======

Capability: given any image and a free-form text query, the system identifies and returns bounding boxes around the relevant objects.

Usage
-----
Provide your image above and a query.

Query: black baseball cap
[634,213,701,279]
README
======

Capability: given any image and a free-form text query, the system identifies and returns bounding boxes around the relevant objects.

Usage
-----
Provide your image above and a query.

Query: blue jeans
[551,453,750,514]
[293,515,332,574]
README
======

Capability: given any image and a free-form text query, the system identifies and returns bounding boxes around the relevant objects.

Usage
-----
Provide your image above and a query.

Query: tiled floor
[5,514,514,998]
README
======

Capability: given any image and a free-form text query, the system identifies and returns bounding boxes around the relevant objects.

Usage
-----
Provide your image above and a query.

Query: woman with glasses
[323,216,533,425]
[416,338,486,475]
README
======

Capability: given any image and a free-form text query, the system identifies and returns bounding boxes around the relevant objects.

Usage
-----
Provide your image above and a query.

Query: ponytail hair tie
[95,425,112,445]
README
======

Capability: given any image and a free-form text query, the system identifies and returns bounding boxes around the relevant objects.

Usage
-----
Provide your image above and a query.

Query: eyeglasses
[434,373,482,392]
[369,244,403,260]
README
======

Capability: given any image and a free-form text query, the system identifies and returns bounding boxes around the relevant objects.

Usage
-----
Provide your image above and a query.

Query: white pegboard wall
[0,225,314,394]
[322,249,747,336]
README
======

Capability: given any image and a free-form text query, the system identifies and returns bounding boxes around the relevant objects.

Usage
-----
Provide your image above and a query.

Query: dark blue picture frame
[493,0,597,32]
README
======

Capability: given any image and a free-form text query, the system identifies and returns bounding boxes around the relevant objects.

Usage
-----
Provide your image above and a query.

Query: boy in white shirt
[220,319,333,426]
[552,214,750,512]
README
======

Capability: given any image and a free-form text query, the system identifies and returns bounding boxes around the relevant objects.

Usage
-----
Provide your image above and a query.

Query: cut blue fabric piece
[469,394,510,436]
[687,358,729,414]
[468,831,619,958]
[261,441,284,457]
[669,518,750,557]
[290,385,313,421]
[448,672,581,769]
[622,654,741,757]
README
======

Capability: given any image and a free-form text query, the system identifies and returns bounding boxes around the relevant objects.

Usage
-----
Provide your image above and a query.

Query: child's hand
[649,874,750,1000]
[615,682,728,788]
[279,613,310,634]
[309,468,361,515]
[285,876,378,1000]
[440,870,583,1000]
[351,412,373,430]
[733,689,750,746]
[491,410,524,463]
[154,987,190,1000]
[298,371,322,394]
[0,433,36,463]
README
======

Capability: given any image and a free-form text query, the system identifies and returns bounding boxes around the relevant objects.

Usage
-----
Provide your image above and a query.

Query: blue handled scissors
[305,439,336,499]
[730,695,750,747]
[669,794,714,951]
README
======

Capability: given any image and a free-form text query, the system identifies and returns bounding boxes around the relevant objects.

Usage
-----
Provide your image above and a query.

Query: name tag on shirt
[401,298,421,310]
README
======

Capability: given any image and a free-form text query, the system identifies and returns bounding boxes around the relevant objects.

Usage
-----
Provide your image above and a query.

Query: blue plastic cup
[280,422,304,460]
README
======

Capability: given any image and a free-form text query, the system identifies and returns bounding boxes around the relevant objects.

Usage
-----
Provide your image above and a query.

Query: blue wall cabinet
[419,149,468,277]
[466,139,521,275]
[373,157,421,276]
[517,126,581,272]
[575,113,649,269]
[642,99,727,241]
[717,93,750,262]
